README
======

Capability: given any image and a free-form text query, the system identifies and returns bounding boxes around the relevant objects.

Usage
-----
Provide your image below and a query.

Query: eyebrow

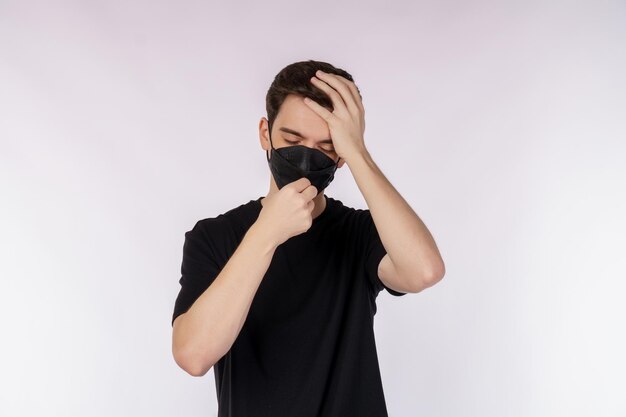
[279,127,333,144]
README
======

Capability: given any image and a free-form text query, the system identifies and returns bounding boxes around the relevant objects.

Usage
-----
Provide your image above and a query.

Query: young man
[171,60,445,417]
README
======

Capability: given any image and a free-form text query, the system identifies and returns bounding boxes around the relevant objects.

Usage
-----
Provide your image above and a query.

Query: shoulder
[186,198,259,240]
[326,196,359,218]
[324,197,377,241]
[182,217,228,259]
[330,197,371,224]
[187,216,228,237]
[324,196,374,225]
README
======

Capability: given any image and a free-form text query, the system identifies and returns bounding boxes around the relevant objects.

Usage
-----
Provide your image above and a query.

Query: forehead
[274,94,330,139]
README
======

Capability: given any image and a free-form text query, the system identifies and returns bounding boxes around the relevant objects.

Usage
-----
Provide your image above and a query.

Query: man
[171,60,445,417]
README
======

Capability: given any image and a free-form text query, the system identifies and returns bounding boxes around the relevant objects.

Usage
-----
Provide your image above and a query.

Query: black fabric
[172,194,407,417]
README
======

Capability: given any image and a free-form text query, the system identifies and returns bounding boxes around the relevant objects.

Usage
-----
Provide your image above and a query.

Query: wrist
[344,146,371,167]
[247,220,279,254]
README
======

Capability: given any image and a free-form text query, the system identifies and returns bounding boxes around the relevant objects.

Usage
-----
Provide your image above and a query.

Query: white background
[1,1,625,416]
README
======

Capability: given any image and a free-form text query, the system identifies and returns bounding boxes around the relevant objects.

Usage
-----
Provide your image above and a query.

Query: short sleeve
[171,219,223,326]
[361,209,407,297]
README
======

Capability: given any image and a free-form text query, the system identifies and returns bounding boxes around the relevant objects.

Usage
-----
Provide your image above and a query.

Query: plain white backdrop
[1,1,625,416]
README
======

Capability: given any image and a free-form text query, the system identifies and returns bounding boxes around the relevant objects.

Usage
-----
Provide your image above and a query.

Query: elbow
[172,314,220,377]
[186,362,213,378]
[411,263,445,292]
[172,330,218,377]
[423,262,445,286]
[173,345,216,377]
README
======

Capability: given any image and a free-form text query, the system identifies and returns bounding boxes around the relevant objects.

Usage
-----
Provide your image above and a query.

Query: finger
[312,72,360,116]
[325,73,364,113]
[303,97,334,123]
[302,184,318,201]
[309,75,350,116]
[343,79,365,113]
[287,177,312,192]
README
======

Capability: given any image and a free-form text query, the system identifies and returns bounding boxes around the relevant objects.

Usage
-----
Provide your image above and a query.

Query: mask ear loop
[266,120,274,162]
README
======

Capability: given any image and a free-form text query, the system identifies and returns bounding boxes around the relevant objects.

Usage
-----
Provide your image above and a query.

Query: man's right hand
[255,178,318,247]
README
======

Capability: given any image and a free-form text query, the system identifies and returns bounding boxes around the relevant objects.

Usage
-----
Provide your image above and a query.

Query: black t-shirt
[172,194,407,417]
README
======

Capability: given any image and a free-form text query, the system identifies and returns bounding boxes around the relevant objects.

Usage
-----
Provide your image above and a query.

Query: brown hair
[265,59,359,135]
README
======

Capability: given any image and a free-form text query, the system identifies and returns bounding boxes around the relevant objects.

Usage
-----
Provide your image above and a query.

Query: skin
[259,69,446,293]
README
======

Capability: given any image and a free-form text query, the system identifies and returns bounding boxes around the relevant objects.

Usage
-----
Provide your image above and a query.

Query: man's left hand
[304,70,367,164]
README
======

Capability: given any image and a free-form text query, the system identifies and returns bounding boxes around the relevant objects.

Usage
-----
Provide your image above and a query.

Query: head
[259,60,357,194]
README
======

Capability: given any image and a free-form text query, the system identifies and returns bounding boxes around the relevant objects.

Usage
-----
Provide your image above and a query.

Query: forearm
[173,221,277,376]
[347,148,445,283]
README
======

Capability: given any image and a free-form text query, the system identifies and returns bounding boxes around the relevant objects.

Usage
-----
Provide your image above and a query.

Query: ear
[259,117,270,151]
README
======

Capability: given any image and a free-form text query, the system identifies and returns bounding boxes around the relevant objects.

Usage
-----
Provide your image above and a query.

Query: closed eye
[285,139,335,153]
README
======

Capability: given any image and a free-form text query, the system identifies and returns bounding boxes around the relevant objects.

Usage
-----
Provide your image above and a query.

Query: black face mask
[265,121,339,195]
